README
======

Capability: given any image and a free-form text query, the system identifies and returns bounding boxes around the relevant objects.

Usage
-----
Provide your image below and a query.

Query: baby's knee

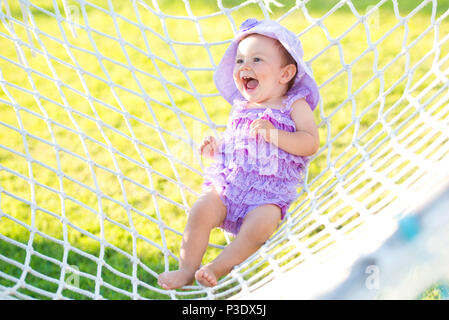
[192,192,218,213]
[189,191,226,226]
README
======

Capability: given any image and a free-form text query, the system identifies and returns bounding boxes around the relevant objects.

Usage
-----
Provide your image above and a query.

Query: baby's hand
[198,135,218,158]
[249,119,276,142]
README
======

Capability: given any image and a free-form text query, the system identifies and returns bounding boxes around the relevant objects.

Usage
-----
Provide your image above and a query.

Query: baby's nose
[239,64,250,72]
[239,69,252,78]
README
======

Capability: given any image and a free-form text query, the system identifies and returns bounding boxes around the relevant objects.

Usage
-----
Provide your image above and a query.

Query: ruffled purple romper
[202,103,309,236]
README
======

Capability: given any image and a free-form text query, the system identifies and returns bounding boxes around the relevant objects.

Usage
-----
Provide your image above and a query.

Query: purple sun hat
[214,18,320,111]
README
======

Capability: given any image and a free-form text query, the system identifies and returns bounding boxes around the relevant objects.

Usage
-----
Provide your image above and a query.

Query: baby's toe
[195,269,203,279]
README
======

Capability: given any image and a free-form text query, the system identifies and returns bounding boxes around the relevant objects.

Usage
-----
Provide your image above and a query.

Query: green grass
[419,283,449,300]
[1,0,449,299]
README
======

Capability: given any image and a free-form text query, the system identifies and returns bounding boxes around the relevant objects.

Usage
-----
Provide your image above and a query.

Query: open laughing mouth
[242,76,259,92]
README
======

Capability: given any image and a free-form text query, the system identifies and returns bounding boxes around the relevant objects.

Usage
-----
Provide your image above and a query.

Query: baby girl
[158,18,320,289]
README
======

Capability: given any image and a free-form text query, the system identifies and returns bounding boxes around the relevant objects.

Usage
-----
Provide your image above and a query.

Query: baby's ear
[280,64,297,84]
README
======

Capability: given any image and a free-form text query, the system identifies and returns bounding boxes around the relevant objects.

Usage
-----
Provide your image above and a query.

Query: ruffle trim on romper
[216,145,308,180]
[204,165,299,200]
[202,103,309,234]
[203,157,302,228]
[203,180,293,236]
[231,107,298,130]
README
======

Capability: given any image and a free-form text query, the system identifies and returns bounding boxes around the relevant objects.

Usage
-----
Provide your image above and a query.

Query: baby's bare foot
[157,269,195,290]
[195,265,218,287]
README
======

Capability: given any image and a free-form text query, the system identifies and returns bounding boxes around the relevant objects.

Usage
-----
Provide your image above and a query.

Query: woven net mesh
[0,0,448,299]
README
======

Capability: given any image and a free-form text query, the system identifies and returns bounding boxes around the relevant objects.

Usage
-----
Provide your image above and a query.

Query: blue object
[437,284,449,300]
[398,215,420,241]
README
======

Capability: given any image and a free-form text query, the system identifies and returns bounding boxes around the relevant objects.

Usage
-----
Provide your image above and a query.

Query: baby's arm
[267,99,319,156]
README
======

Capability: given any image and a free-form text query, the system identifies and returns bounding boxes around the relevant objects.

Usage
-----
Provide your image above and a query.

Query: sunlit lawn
[1,0,448,299]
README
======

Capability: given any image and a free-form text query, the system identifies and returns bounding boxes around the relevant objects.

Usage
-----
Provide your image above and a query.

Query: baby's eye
[236,58,243,64]
[253,57,261,62]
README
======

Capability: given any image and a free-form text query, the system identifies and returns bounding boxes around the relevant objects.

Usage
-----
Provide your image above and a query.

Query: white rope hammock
[0,0,448,300]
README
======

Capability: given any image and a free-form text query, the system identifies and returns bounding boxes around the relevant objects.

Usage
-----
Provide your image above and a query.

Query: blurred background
[0,0,448,299]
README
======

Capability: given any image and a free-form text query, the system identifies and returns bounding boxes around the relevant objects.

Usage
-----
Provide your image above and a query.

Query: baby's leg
[157,188,226,290]
[195,204,281,287]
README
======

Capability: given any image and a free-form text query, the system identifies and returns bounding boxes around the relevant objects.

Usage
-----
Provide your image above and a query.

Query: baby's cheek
[232,72,241,85]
